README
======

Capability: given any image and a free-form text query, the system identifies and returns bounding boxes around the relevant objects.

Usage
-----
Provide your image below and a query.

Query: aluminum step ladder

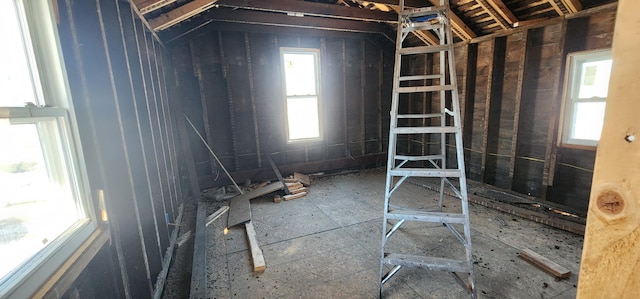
[378,1,476,298]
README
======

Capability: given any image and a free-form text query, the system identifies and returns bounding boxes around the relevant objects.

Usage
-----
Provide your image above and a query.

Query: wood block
[290,187,308,195]
[273,195,282,203]
[253,181,269,190]
[285,182,303,190]
[294,172,311,186]
[283,192,307,201]
[518,248,571,279]
[244,222,266,272]
[283,178,298,183]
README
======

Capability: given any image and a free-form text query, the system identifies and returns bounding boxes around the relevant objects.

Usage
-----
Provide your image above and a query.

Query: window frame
[558,48,612,150]
[280,47,323,143]
[0,0,97,297]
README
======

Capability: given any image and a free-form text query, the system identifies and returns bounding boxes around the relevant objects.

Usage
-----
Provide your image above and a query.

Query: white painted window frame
[280,47,323,143]
[559,49,612,149]
[0,0,97,297]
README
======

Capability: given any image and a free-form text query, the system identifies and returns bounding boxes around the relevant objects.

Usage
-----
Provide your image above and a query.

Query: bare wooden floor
[205,169,583,298]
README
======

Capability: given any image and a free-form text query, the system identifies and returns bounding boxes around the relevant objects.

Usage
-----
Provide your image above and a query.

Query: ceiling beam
[546,0,565,15]
[426,0,476,40]
[355,0,430,8]
[215,0,397,23]
[160,7,391,41]
[485,0,519,26]
[560,0,582,13]
[475,0,509,29]
[148,0,218,31]
[133,0,176,14]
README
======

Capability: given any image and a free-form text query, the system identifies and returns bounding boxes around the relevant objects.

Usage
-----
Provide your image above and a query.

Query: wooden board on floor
[294,172,311,186]
[518,248,571,279]
[227,182,284,227]
[244,221,266,272]
[578,1,640,297]
[190,202,207,298]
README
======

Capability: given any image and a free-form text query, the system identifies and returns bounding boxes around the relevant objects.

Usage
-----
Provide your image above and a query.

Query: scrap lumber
[177,206,229,247]
[228,182,284,227]
[294,172,311,186]
[290,187,308,195]
[190,202,207,298]
[252,181,269,190]
[245,221,266,272]
[283,178,298,183]
[266,154,291,194]
[283,192,308,201]
[273,195,282,203]
[285,182,304,190]
[518,248,571,279]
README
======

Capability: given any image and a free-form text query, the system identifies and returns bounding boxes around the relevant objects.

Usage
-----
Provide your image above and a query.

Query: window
[0,0,96,297]
[560,49,612,148]
[281,48,322,141]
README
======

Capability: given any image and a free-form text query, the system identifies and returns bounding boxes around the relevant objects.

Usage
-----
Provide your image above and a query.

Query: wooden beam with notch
[577,0,640,296]
[148,0,218,31]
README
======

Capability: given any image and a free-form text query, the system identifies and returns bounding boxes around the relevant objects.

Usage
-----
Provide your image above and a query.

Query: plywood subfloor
[205,169,583,298]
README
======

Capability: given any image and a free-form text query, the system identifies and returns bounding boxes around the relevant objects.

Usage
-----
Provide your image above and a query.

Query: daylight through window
[560,49,612,147]
[281,48,321,141]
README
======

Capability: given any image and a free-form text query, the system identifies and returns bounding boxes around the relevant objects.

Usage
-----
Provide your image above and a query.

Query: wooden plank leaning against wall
[577,0,640,297]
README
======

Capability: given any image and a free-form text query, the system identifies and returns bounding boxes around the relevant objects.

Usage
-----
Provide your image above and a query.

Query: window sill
[559,143,597,151]
[34,226,110,298]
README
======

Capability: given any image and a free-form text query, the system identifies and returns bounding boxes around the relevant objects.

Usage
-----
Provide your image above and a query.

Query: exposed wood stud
[218,32,240,171]
[321,38,330,159]
[190,40,217,173]
[360,40,366,155]
[377,46,384,153]
[244,33,262,168]
[508,29,529,189]
[578,1,640,296]
[342,39,349,157]
[480,39,496,182]
[542,21,567,190]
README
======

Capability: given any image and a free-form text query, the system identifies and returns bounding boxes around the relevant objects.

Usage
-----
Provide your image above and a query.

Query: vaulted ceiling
[130,0,617,44]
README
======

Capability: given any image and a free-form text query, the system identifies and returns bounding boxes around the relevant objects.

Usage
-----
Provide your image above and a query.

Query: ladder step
[387,210,466,224]
[399,74,442,82]
[396,113,441,119]
[389,168,462,177]
[397,85,455,93]
[394,154,443,161]
[399,45,450,55]
[383,253,470,273]
[401,24,441,33]
[392,126,458,134]
[402,5,447,18]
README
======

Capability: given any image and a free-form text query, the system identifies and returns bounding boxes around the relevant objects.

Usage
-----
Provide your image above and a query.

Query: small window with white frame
[280,48,322,142]
[559,49,612,148]
[0,0,96,297]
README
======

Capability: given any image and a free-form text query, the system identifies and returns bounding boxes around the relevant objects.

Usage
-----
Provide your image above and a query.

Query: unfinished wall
[170,29,394,189]
[53,0,188,297]
[409,6,617,213]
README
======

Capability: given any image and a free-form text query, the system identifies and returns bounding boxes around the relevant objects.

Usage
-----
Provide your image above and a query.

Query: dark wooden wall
[170,29,394,189]
[54,0,188,297]
[409,6,617,213]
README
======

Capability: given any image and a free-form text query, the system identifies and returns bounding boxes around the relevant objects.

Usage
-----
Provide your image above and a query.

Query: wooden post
[508,30,528,189]
[577,1,640,297]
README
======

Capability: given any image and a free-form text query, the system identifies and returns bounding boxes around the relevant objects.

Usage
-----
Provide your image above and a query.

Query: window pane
[287,97,320,140]
[578,59,612,99]
[0,2,38,107]
[0,120,84,281]
[571,101,606,141]
[283,53,317,96]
